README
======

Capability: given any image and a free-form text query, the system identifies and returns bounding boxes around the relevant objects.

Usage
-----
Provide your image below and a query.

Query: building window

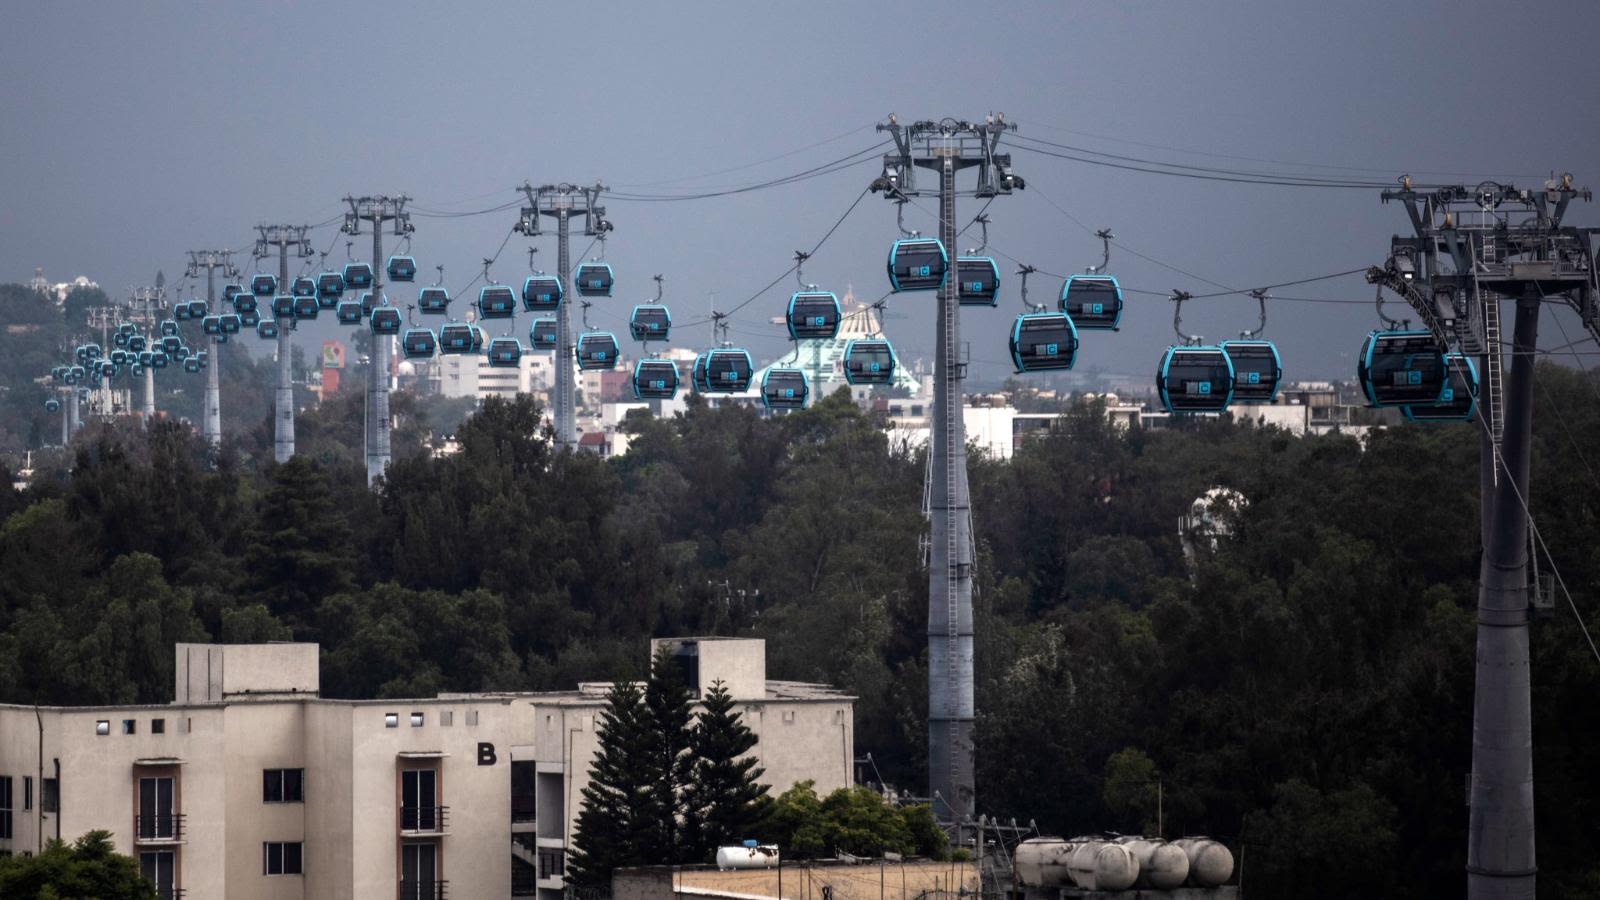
[23,776,31,811]
[122,719,136,735]
[141,850,175,897]
[440,711,453,727]
[137,777,176,840]
[96,720,110,735]
[263,841,303,875]
[410,712,424,727]
[466,710,479,726]
[385,713,399,728]
[0,776,12,839]
[41,779,57,813]
[151,718,165,735]
[263,769,305,803]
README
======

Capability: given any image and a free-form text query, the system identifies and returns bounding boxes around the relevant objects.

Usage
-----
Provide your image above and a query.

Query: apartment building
[0,638,854,900]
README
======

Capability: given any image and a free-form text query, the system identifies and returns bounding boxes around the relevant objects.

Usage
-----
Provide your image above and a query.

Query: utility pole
[870,114,1021,824]
[125,284,169,422]
[514,182,611,449]
[1369,174,1596,900]
[342,196,413,486]
[185,250,238,447]
[255,224,314,462]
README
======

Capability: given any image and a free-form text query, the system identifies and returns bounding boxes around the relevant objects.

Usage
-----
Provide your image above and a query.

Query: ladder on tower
[1476,266,1505,449]
[940,155,961,792]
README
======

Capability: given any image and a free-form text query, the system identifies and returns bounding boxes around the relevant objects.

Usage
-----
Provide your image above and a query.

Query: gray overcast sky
[4,0,1597,383]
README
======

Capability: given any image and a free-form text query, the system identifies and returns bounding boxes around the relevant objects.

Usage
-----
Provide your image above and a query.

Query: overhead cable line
[603,142,890,202]
[612,121,877,188]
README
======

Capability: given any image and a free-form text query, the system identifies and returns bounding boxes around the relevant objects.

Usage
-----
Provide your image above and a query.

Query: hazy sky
[4,0,1597,383]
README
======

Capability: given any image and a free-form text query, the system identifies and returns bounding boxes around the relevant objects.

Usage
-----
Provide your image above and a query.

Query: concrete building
[0,638,853,900]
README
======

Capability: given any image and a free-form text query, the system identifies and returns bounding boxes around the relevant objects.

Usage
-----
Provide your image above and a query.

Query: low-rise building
[0,638,853,900]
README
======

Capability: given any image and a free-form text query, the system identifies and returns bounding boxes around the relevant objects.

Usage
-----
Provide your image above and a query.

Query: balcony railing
[154,888,186,900]
[399,805,449,833]
[398,879,447,900]
[538,846,565,881]
[134,814,184,842]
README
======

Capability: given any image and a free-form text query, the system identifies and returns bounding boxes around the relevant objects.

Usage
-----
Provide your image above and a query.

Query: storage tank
[1066,839,1139,891]
[716,844,780,869]
[1116,837,1189,890]
[1012,838,1076,888]
[1172,837,1235,886]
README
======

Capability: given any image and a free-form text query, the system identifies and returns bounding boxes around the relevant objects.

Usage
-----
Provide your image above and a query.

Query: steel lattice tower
[341,196,412,486]
[255,225,314,463]
[185,250,237,446]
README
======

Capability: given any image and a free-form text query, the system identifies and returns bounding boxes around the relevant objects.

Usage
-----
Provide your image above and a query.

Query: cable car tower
[184,249,238,447]
[1367,175,1595,900]
[514,182,612,450]
[124,282,170,421]
[870,114,1021,825]
[341,196,413,486]
[254,224,314,463]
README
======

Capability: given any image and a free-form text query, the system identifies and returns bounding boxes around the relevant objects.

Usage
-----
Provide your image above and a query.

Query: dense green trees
[0,831,159,899]
[0,348,1597,895]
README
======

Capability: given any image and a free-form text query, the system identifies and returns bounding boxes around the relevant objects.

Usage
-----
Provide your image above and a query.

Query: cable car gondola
[487,337,524,368]
[202,316,223,337]
[113,332,130,349]
[317,271,345,300]
[632,359,679,400]
[957,256,1001,307]
[292,276,317,298]
[128,335,147,353]
[702,348,754,392]
[1059,275,1123,330]
[522,274,563,312]
[294,296,320,320]
[469,324,486,353]
[628,304,671,342]
[172,345,191,362]
[575,332,620,370]
[360,291,384,316]
[1221,340,1283,404]
[150,352,169,370]
[575,262,614,297]
[174,302,193,322]
[843,339,896,385]
[402,328,437,360]
[478,284,517,319]
[270,295,293,319]
[386,255,417,283]
[257,321,280,340]
[161,335,182,355]
[762,367,809,410]
[343,262,374,290]
[1357,330,1446,407]
[1009,313,1080,372]
[233,293,258,315]
[335,301,363,325]
[160,320,179,337]
[183,357,201,374]
[439,322,475,355]
[887,238,948,292]
[692,351,710,392]
[370,307,402,336]
[1403,353,1478,423]
[219,314,241,334]
[250,274,277,297]
[787,290,842,340]
[1157,346,1235,413]
[418,286,450,315]
[44,398,60,413]
[529,318,558,351]
[111,349,129,365]
[240,309,261,328]
[186,300,208,319]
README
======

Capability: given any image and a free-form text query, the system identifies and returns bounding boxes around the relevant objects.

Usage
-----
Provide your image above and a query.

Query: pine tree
[568,680,649,887]
[683,679,768,862]
[638,646,695,863]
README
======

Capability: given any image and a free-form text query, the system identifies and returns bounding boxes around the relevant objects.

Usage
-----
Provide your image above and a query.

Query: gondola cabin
[317,271,346,300]
[1357,330,1446,407]
[196,350,209,367]
[360,291,381,316]
[369,307,402,336]
[762,367,809,410]
[186,300,208,319]
[111,349,129,365]
[418,286,450,315]
[257,321,280,340]
[692,352,710,392]
[233,294,258,315]
[292,276,317,298]
[202,316,223,337]
[272,295,296,319]
[402,328,437,360]
[629,304,672,342]
[335,301,363,325]
[113,332,129,349]
[1059,275,1123,330]
[575,262,615,297]
[439,322,474,355]
[160,320,180,337]
[149,352,168,370]
[703,349,754,393]
[887,238,948,292]
[575,332,620,370]
[68,366,85,383]
[1009,313,1080,372]
[529,318,558,350]
[1221,340,1283,404]
[469,325,485,353]
[128,336,147,353]
[522,275,563,312]
[487,337,523,368]
[44,398,60,413]
[632,359,680,400]
[787,291,842,340]
[219,314,241,334]
[183,358,201,374]
[240,309,261,328]
[250,274,277,297]
[1157,345,1235,413]
[161,336,182,355]
[173,302,192,321]
[386,255,417,283]
[478,284,517,319]
[957,256,1001,306]
[293,296,319,320]
[1403,353,1478,423]
[172,345,191,362]
[843,339,896,385]
[342,262,374,290]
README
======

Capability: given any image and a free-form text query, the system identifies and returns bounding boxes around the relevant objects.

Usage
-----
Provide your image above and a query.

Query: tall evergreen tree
[568,680,649,887]
[638,646,695,863]
[683,679,768,862]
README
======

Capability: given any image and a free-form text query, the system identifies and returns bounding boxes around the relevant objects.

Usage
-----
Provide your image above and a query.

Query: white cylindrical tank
[1012,838,1076,888]
[716,845,780,870]
[1117,838,1190,890]
[1066,839,1139,891]
[1173,837,1235,887]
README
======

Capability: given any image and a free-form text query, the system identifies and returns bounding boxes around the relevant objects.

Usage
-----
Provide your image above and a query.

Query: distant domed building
[751,288,921,403]
[28,267,100,305]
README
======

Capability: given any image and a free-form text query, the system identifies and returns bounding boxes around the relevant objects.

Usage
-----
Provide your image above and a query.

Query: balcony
[154,889,186,900]
[398,880,447,900]
[538,846,565,884]
[399,805,449,835]
[134,814,184,844]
